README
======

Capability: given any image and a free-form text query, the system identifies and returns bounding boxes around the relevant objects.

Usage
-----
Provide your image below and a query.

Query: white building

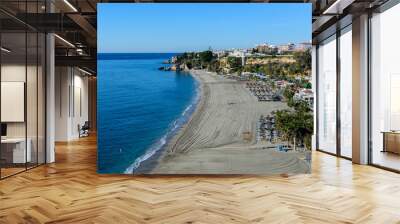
[229,50,247,66]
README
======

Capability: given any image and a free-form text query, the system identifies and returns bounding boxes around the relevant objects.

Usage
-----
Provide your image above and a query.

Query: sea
[97,53,199,174]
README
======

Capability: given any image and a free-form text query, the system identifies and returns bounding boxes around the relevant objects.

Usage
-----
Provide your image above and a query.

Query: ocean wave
[124,78,200,174]
[124,134,167,174]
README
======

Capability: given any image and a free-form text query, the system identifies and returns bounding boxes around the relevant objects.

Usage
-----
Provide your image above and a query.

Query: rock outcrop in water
[158,64,184,72]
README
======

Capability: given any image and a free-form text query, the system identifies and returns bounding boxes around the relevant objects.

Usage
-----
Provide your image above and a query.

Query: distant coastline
[98,53,182,60]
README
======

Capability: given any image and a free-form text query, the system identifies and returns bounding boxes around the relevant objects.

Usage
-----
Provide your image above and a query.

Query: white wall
[55,66,70,141]
[55,67,89,141]
[72,72,89,138]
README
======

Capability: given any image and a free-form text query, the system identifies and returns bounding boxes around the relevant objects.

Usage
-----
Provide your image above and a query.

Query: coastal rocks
[159,56,185,71]
[158,64,184,71]
[158,66,174,71]
[162,56,178,64]
[158,66,168,71]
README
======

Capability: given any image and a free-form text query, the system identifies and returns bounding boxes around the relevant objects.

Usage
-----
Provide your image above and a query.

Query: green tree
[199,50,213,64]
[291,100,311,113]
[185,61,193,69]
[283,86,295,101]
[227,56,242,72]
[304,82,312,89]
[275,108,313,150]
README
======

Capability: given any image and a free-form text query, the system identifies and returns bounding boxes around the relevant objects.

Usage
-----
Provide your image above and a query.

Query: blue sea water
[97,53,198,174]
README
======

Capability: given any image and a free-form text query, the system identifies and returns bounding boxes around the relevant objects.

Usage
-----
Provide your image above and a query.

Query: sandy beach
[149,70,310,174]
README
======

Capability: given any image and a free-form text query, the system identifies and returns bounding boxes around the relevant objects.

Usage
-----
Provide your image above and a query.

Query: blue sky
[98,3,311,53]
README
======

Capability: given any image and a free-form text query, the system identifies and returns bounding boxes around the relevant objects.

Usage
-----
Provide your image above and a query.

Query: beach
[149,70,311,175]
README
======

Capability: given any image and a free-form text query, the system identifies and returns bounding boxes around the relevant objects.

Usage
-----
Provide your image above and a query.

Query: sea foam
[124,76,200,174]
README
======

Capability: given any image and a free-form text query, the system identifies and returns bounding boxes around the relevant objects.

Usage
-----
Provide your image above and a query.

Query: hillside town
[162,41,313,109]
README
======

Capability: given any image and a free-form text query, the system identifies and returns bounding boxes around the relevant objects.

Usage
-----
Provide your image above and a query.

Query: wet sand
[150,70,310,174]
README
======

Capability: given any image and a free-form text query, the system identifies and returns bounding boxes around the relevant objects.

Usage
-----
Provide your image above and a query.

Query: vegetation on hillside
[175,49,311,79]
[176,50,216,70]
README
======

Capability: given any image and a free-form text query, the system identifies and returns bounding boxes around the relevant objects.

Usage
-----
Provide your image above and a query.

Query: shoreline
[131,69,203,174]
[162,70,206,154]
